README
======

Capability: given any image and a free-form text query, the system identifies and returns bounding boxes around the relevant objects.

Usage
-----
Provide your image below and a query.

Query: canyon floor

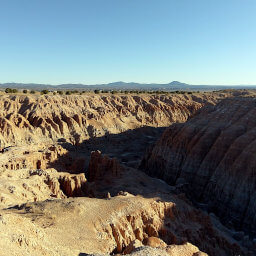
[0,91,255,256]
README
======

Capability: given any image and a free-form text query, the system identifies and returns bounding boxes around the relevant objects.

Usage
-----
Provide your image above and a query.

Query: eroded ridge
[0,93,225,148]
[141,96,256,236]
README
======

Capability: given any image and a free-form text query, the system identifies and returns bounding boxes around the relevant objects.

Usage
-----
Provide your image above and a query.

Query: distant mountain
[0,81,256,91]
[168,81,189,86]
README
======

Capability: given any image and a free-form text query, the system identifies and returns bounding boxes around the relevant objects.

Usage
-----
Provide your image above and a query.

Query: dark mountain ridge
[1,81,256,91]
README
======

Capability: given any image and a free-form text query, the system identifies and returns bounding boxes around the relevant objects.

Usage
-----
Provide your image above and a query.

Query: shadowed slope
[140,95,256,235]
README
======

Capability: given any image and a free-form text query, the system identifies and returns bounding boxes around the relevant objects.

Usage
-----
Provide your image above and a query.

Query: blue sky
[0,0,256,85]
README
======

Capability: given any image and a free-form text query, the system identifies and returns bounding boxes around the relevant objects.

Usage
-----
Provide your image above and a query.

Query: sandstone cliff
[140,95,256,236]
[0,93,223,148]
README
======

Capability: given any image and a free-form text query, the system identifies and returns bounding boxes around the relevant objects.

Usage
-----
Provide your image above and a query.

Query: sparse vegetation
[1,88,196,96]
[5,88,18,93]
[41,90,49,95]
[5,88,11,93]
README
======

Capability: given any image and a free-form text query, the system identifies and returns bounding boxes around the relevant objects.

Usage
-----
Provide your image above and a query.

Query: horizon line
[1,81,256,87]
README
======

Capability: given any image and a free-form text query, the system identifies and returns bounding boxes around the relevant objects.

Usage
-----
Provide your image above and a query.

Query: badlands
[0,90,256,256]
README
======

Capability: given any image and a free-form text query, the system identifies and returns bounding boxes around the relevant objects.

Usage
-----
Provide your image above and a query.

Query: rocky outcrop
[0,168,88,208]
[87,150,123,182]
[140,96,256,235]
[1,195,245,256]
[0,93,226,148]
[101,196,245,255]
[0,145,68,171]
[58,173,87,197]
[31,170,88,198]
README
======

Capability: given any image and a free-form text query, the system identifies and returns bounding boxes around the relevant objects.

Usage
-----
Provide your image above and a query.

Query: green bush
[57,90,63,95]
[5,88,12,93]
[5,88,18,93]
[23,89,28,94]
[94,89,100,94]
[40,90,49,95]
[66,91,71,95]
[30,90,35,94]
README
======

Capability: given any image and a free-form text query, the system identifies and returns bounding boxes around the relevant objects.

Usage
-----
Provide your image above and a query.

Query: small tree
[23,89,28,94]
[12,89,18,93]
[57,90,63,95]
[5,88,12,93]
[66,91,71,95]
[94,89,100,94]
[41,90,49,95]
[30,90,35,94]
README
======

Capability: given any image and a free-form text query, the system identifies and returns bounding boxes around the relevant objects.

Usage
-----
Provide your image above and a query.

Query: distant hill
[0,81,256,91]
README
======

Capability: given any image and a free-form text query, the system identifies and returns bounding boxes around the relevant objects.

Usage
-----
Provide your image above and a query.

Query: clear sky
[0,0,256,85]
